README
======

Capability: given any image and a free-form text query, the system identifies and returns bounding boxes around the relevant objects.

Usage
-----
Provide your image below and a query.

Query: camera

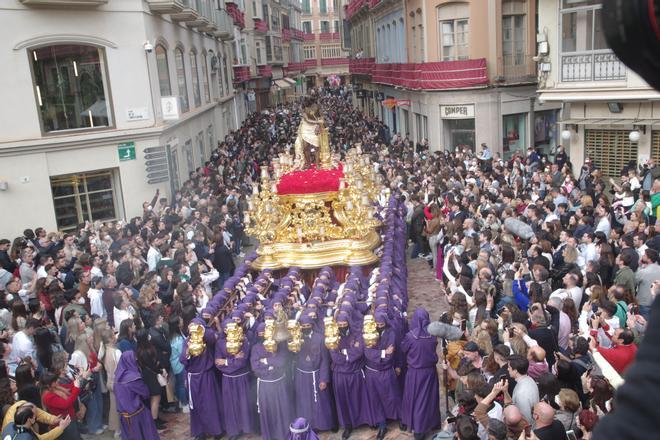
[143,41,154,53]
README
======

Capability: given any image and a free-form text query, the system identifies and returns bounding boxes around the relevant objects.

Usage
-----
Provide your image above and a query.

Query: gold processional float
[224,103,384,353]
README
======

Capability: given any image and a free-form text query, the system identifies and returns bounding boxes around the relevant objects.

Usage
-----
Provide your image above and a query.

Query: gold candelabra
[187,323,206,357]
[324,316,340,350]
[287,319,303,353]
[225,322,244,356]
[263,318,278,353]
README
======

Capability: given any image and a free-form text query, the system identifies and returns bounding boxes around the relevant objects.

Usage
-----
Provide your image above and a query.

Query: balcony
[345,0,367,20]
[213,9,234,40]
[233,66,250,83]
[292,28,305,40]
[560,51,626,83]
[20,0,107,5]
[497,55,536,84]
[349,57,489,90]
[304,59,318,68]
[145,0,184,13]
[319,32,339,41]
[188,0,212,29]
[254,18,268,33]
[226,3,245,29]
[321,57,348,66]
[285,61,305,72]
[303,33,315,41]
[258,65,273,77]
[282,28,292,42]
[170,0,199,22]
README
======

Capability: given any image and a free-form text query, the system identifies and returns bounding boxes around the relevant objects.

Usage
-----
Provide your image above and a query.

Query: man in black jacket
[0,239,16,274]
[212,238,235,289]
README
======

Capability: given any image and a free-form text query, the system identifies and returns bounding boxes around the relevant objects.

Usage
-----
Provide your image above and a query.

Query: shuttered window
[584,129,637,177]
[652,131,660,165]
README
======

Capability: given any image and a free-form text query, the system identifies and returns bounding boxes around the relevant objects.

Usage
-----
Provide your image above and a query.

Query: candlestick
[252,186,259,195]
[261,168,268,179]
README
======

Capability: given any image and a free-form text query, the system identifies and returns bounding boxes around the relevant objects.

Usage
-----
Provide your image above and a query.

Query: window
[303,21,312,33]
[184,139,194,175]
[222,55,229,94]
[272,36,283,61]
[201,53,210,103]
[321,20,330,33]
[334,20,339,33]
[51,170,118,231]
[560,1,625,81]
[333,0,338,12]
[190,51,201,107]
[252,0,260,18]
[207,126,215,160]
[197,131,205,166]
[271,9,280,32]
[440,19,468,60]
[319,0,327,14]
[155,45,171,97]
[302,0,310,14]
[256,41,265,65]
[502,0,526,67]
[174,48,189,113]
[321,44,341,58]
[304,45,316,60]
[266,37,273,61]
[31,44,112,133]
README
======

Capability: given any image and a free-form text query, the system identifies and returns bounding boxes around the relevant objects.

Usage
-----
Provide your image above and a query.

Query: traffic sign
[144,146,167,154]
[147,176,169,184]
[118,142,136,161]
[147,171,169,180]
[145,152,167,160]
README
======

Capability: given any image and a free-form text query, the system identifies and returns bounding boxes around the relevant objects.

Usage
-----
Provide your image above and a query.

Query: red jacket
[596,343,638,374]
[42,384,80,418]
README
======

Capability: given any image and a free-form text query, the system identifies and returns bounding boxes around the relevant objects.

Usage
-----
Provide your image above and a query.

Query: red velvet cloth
[276,165,344,195]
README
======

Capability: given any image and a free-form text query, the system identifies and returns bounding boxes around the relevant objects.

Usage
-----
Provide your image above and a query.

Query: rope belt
[223,371,250,378]
[187,371,202,410]
[119,405,144,434]
[296,368,320,403]
[256,375,285,414]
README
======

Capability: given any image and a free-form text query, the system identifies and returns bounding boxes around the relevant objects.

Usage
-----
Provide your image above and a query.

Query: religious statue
[294,102,332,170]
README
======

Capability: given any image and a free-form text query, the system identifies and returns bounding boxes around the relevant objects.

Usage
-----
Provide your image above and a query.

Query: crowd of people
[0,88,659,440]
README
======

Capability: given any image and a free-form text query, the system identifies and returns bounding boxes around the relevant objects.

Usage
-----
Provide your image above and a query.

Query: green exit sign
[118,142,136,161]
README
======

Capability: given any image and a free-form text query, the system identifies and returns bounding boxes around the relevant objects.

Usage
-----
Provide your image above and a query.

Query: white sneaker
[181,404,190,413]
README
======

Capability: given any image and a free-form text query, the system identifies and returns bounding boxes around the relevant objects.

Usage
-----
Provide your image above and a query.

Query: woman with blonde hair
[556,388,581,431]
[64,316,85,355]
[70,332,104,435]
[100,327,121,437]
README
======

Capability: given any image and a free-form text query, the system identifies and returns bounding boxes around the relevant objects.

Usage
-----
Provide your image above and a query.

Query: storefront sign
[441,104,475,119]
[161,97,180,121]
[396,99,411,106]
[118,142,136,161]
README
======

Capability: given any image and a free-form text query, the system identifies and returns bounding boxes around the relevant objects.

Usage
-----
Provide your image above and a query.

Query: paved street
[137,257,450,440]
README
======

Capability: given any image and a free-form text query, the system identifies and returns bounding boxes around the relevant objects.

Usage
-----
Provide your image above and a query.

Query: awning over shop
[283,77,296,85]
[559,118,660,126]
[538,89,660,103]
[274,79,292,89]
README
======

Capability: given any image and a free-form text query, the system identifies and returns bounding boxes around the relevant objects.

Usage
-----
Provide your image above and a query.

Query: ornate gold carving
[187,323,206,357]
[362,314,379,348]
[324,316,339,350]
[225,322,244,355]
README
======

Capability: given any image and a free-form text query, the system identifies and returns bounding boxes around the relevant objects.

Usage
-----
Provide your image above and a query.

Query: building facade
[346,0,561,158]
[537,0,660,176]
[0,0,244,237]
[301,0,350,89]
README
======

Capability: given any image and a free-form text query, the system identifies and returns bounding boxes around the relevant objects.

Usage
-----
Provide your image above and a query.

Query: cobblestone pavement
[91,257,450,440]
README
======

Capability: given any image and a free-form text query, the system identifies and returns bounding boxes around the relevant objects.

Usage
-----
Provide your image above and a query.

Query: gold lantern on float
[225,322,244,355]
[263,318,278,353]
[187,323,206,357]
[363,314,379,348]
[287,319,302,353]
[324,316,339,350]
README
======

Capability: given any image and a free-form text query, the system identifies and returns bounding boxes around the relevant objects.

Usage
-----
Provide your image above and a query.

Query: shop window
[444,118,475,151]
[155,45,172,97]
[31,44,113,133]
[585,129,637,177]
[503,113,527,160]
[533,110,559,158]
[51,170,119,231]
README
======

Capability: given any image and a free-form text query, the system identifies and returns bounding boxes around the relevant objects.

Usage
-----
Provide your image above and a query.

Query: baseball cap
[487,419,507,440]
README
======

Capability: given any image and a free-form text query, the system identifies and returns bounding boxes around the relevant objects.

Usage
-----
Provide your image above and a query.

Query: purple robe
[251,342,294,440]
[329,330,371,428]
[114,351,160,440]
[293,330,337,431]
[180,325,224,437]
[215,337,258,436]
[364,326,401,423]
[400,308,440,434]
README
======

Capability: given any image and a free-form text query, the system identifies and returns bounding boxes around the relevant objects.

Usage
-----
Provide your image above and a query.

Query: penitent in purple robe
[293,330,337,431]
[114,351,160,440]
[364,324,401,424]
[180,323,224,438]
[215,336,259,437]
[329,329,371,429]
[251,341,295,440]
[400,308,440,435]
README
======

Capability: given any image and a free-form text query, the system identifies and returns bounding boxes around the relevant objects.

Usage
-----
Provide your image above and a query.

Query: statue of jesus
[293,102,332,170]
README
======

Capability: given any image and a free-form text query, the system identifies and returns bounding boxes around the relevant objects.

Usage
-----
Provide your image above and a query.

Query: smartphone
[524,425,532,436]
[566,430,577,440]
[508,328,515,338]
[460,320,467,331]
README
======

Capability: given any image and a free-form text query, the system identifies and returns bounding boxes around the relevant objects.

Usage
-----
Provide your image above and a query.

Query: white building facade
[0,0,246,237]
[537,0,660,176]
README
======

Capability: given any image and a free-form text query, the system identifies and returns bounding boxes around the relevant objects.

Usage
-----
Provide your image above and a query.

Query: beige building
[301,0,350,89]
[346,0,561,158]
[537,0,660,176]
[0,0,244,237]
